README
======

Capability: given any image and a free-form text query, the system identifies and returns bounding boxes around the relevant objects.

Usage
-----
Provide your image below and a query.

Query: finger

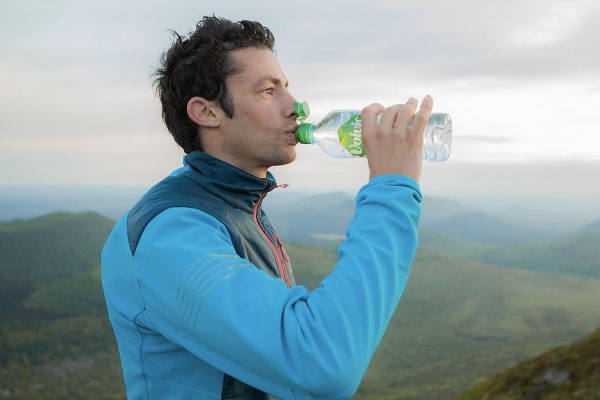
[393,97,418,134]
[379,104,404,130]
[419,94,433,115]
[410,95,433,136]
[361,103,385,136]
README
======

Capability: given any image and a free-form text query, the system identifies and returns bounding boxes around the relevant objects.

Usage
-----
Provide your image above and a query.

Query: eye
[261,87,275,96]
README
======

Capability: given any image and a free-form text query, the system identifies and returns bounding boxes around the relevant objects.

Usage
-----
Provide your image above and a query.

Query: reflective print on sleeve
[175,253,253,328]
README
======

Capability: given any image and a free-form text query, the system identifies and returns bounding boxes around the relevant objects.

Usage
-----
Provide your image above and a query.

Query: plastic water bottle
[293,101,452,161]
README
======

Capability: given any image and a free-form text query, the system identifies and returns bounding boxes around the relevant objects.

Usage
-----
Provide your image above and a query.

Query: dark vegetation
[1,211,599,399]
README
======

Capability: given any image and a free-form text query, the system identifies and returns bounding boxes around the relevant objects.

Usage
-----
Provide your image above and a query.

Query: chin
[271,149,297,167]
[284,148,297,164]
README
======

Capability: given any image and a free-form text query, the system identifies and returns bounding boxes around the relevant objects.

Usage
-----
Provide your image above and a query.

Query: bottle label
[337,113,365,157]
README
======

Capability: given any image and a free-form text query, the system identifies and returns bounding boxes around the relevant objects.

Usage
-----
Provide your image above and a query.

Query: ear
[186,96,221,128]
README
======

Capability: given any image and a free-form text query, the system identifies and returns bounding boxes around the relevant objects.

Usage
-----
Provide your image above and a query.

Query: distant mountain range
[426,211,560,245]
[264,191,586,248]
[2,186,597,236]
[266,191,354,245]
[0,186,145,221]
[579,219,600,235]
[2,194,597,284]
[475,232,600,278]
[419,196,473,226]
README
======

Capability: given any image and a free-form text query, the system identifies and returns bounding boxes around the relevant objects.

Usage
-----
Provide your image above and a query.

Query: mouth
[285,125,299,144]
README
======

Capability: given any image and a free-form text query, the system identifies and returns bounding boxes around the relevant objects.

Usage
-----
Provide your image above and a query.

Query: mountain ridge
[477,232,600,278]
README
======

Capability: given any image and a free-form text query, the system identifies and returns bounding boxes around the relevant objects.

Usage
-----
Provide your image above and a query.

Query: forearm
[292,174,421,397]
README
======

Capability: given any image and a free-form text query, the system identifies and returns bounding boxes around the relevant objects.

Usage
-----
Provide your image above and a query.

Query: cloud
[275,0,600,83]
[455,135,516,144]
[502,0,596,47]
[3,0,599,81]
[1,0,600,187]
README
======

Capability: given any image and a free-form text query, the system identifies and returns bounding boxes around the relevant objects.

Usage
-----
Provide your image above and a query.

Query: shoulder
[127,174,225,256]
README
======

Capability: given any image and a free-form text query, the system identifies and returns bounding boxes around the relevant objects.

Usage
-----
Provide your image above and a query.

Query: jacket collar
[182,151,278,213]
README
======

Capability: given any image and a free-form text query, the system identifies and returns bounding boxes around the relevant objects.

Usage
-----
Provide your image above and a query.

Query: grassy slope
[0,211,114,282]
[0,212,123,398]
[477,233,600,278]
[453,328,600,400]
[362,249,600,399]
[287,243,600,399]
[2,213,600,399]
[419,230,498,259]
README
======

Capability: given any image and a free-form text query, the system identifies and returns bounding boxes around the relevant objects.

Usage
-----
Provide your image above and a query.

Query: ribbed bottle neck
[295,123,316,144]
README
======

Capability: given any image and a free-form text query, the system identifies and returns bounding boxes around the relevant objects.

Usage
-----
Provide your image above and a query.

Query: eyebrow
[254,76,289,88]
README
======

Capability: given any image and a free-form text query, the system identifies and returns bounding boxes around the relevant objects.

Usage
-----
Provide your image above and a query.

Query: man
[101,16,432,399]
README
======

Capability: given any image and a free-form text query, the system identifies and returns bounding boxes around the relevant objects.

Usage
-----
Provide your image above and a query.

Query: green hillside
[453,328,600,400]
[429,212,556,245]
[578,220,600,234]
[419,229,498,259]
[0,212,122,398]
[477,232,600,278]
[357,249,600,399]
[286,243,600,399]
[2,212,600,399]
[0,211,114,314]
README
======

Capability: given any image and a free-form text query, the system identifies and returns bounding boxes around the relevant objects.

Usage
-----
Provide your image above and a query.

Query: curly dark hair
[153,16,275,153]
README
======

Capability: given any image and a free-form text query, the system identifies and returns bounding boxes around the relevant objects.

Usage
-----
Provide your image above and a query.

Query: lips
[285,125,299,134]
[285,126,299,144]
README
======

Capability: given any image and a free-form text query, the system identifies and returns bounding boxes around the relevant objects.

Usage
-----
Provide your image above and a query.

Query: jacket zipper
[254,191,291,288]
[274,232,289,264]
[273,231,292,286]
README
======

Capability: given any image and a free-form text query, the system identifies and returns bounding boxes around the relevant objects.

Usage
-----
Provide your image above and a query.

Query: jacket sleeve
[133,174,422,399]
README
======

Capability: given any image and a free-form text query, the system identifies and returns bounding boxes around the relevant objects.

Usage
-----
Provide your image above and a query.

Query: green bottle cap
[295,123,316,144]
[293,101,310,122]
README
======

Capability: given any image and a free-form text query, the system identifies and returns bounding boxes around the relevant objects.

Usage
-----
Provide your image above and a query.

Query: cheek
[238,111,269,133]
[253,115,272,132]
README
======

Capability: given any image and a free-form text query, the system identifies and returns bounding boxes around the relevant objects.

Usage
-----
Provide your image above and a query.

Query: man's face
[218,47,299,178]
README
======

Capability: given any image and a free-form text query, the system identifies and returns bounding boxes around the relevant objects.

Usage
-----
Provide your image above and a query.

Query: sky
[1,0,600,213]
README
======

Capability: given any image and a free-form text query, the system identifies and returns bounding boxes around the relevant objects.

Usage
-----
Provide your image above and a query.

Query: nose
[283,89,298,119]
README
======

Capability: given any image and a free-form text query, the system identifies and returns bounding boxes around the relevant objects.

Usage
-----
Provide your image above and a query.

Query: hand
[361,95,433,182]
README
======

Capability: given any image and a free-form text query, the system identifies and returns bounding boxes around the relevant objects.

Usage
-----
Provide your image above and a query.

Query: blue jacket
[101,151,422,399]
